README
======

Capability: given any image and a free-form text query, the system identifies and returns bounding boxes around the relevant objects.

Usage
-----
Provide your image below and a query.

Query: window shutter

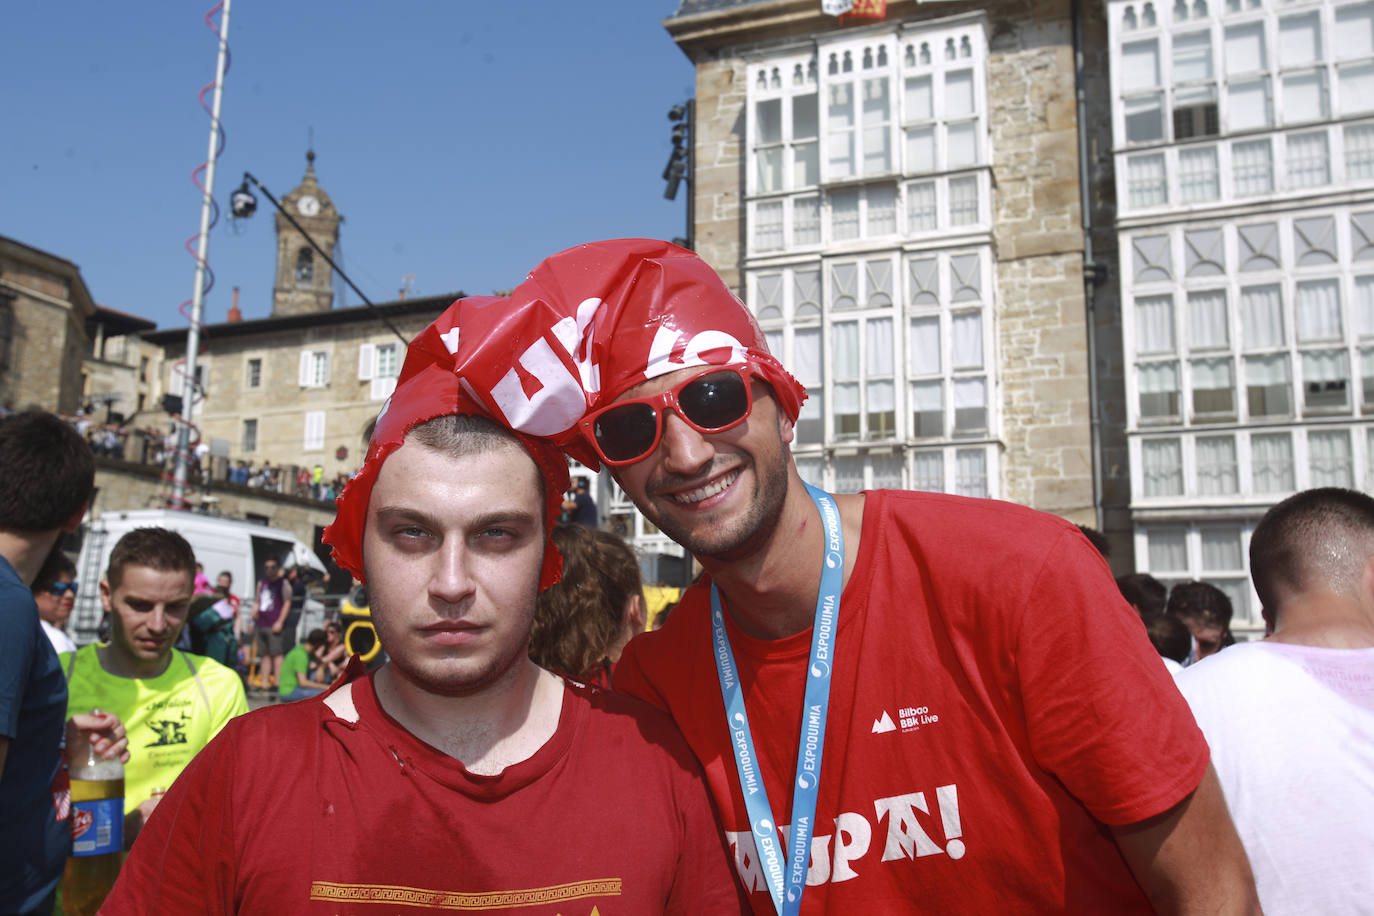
[370,376,397,401]
[299,351,312,387]
[358,343,375,381]
[304,410,326,450]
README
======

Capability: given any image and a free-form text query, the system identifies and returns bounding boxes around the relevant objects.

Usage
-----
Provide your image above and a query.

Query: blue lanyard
[711,483,843,916]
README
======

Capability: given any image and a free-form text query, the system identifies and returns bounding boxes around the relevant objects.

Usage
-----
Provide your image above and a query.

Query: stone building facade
[146,296,455,484]
[81,305,161,424]
[655,0,1134,564]
[0,235,98,414]
[1107,0,1374,633]
[145,158,461,485]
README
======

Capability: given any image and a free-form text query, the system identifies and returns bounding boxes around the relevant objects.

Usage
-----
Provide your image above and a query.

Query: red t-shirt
[615,490,1209,914]
[103,670,746,914]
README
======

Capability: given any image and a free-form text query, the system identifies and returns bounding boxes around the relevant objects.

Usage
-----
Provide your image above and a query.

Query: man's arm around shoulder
[1110,763,1261,915]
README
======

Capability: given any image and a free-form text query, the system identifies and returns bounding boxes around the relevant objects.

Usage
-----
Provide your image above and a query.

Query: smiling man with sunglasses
[483,239,1259,914]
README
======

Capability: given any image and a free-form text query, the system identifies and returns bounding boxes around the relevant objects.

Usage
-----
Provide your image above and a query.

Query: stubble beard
[381,626,531,700]
[639,448,790,563]
[368,588,536,701]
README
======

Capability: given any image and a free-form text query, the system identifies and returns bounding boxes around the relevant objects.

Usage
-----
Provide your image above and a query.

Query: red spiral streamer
[163,2,231,509]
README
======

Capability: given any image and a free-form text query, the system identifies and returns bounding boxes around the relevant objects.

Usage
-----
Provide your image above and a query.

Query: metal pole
[686,99,695,251]
[1071,0,1105,535]
[172,0,232,508]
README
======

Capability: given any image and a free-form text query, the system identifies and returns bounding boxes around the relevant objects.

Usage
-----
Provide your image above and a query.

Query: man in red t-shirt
[442,240,1259,914]
[102,303,746,915]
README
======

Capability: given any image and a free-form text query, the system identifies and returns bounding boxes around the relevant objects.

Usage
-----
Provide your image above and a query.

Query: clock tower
[272,150,340,316]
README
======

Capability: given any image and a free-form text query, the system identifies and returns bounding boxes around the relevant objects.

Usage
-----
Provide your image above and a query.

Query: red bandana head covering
[322,296,570,589]
[325,240,802,580]
[495,238,806,468]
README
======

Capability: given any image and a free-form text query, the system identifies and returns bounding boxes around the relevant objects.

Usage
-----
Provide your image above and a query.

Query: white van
[70,509,328,646]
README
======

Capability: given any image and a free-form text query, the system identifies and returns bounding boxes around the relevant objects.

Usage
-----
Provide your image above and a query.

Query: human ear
[60,500,90,534]
[625,593,646,634]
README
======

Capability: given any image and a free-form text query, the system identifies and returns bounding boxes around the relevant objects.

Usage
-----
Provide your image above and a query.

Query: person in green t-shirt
[279,629,332,702]
[61,526,248,848]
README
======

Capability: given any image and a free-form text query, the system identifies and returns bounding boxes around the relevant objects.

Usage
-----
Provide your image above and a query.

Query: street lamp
[229,173,407,346]
[229,182,256,219]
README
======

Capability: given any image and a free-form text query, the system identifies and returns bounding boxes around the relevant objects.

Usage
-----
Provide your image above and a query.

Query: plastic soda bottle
[62,741,124,916]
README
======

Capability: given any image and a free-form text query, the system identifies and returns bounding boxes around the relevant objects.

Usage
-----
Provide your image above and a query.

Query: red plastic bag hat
[496,239,806,466]
[322,296,570,590]
[325,240,803,581]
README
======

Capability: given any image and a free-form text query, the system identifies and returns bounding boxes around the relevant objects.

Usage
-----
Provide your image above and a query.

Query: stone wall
[692,57,748,291]
[0,251,91,415]
[674,0,1130,538]
[160,311,436,482]
[81,335,165,423]
[984,4,1095,523]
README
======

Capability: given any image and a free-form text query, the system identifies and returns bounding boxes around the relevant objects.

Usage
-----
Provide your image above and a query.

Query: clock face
[297,195,321,217]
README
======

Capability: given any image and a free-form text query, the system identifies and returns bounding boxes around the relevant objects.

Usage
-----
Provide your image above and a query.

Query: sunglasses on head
[579,365,755,466]
[48,581,78,597]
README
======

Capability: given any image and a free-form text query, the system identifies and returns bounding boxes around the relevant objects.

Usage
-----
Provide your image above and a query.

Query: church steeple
[272,150,341,317]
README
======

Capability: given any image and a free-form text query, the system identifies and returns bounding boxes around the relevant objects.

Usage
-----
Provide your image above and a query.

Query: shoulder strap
[64,646,80,681]
[178,650,213,715]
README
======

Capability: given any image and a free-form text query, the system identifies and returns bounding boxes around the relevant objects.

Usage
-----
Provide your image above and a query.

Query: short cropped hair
[0,410,95,531]
[530,524,643,680]
[1142,612,1191,663]
[106,527,197,591]
[1166,580,1233,630]
[1077,525,1111,559]
[1250,487,1374,618]
[32,548,77,594]
[1117,572,1168,618]
[407,414,545,501]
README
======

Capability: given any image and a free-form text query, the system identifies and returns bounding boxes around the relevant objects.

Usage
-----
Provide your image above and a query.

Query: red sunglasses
[579,365,756,466]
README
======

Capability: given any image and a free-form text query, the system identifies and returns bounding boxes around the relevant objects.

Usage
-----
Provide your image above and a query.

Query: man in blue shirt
[0,410,127,915]
[560,477,598,528]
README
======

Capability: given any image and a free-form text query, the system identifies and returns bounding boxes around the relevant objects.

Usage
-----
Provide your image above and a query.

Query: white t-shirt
[40,618,76,656]
[1177,641,1374,914]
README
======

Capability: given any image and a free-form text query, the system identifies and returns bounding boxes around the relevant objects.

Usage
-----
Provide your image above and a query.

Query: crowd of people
[38,403,359,504]
[3,240,1370,915]
[1070,531,1246,675]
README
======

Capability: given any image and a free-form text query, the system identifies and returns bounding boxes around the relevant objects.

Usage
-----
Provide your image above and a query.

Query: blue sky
[2,0,695,329]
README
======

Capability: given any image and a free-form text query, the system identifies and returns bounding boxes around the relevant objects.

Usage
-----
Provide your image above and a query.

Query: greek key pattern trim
[308,878,622,910]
